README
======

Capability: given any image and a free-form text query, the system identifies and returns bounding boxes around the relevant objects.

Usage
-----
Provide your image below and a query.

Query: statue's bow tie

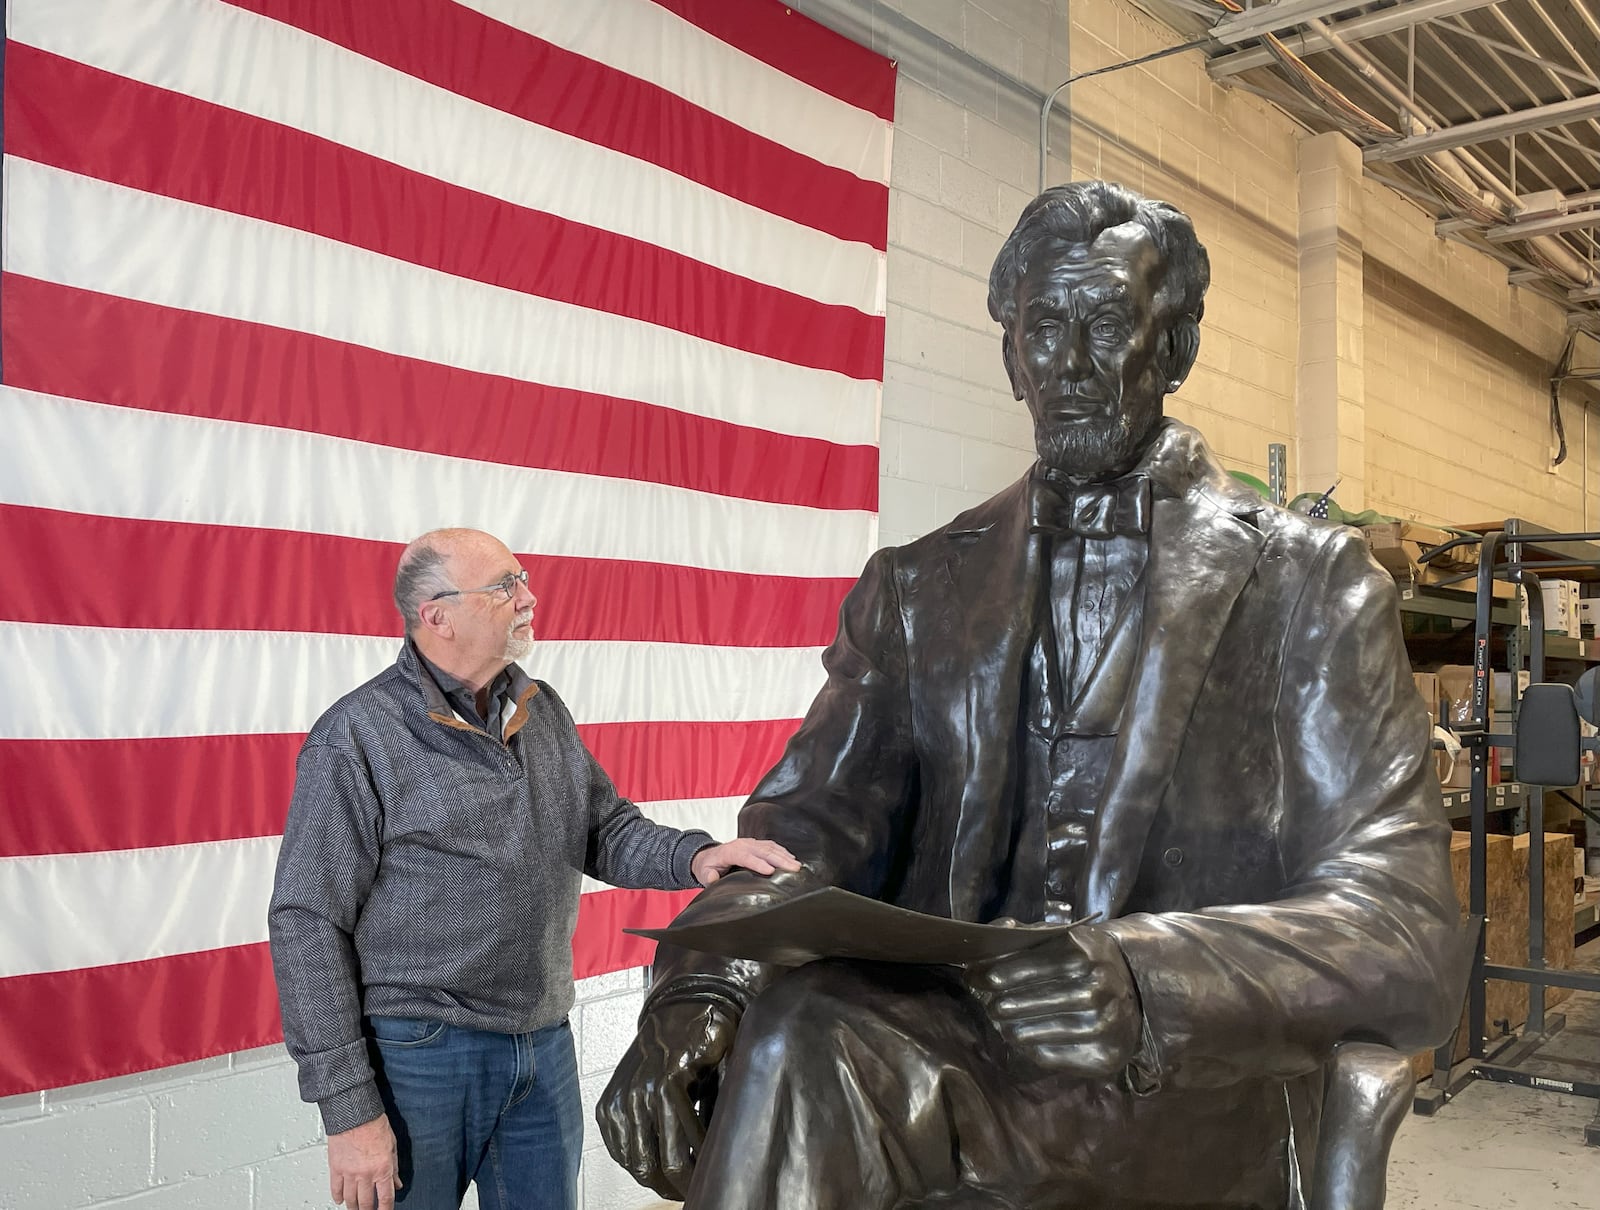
[1026,473,1152,539]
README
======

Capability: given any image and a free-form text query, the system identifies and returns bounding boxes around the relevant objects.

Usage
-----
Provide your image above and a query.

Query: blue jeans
[367,1016,582,1210]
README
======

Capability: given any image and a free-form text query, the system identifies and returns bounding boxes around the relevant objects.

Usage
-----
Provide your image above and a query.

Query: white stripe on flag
[0,837,282,978]
[456,0,894,182]
[2,796,743,977]
[12,0,886,312]
[0,623,826,740]
[0,388,877,577]
[580,794,745,893]
[6,161,881,445]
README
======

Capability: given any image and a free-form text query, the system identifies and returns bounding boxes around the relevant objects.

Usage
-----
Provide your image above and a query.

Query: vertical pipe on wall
[1036,22,1208,193]
[1038,1,1071,192]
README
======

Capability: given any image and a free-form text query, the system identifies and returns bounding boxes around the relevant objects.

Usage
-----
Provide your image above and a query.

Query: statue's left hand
[595,999,739,1201]
[962,924,1142,1079]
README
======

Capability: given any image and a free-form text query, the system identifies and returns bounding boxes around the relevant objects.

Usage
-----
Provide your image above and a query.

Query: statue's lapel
[939,479,1038,918]
[1082,429,1268,920]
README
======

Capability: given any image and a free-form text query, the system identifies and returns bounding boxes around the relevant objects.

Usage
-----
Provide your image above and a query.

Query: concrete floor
[1389,1081,1599,1208]
[1389,934,1600,1209]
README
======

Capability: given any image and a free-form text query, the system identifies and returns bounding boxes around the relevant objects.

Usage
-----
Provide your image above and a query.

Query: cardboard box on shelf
[1491,711,1515,778]
[1413,672,1452,783]
[1491,670,1531,703]
[1365,521,1474,570]
[1413,672,1440,718]
[1436,665,1499,788]
[1579,598,1600,638]
[1533,579,1580,636]
[1364,522,1513,598]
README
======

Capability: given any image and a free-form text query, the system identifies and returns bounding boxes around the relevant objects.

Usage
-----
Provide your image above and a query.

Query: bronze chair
[1309,1041,1415,1210]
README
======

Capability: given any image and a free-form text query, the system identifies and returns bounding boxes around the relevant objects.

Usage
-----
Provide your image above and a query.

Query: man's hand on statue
[962,925,1142,1079]
[596,999,739,1200]
[690,836,802,885]
[326,1112,402,1210]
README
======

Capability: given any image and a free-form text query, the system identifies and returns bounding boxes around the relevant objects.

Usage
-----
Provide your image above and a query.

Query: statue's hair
[987,180,1210,329]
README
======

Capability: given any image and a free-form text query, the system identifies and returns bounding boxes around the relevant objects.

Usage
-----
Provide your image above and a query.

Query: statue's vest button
[1163,847,1184,867]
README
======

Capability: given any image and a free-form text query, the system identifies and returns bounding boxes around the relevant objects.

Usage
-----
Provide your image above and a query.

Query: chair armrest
[1311,1041,1414,1210]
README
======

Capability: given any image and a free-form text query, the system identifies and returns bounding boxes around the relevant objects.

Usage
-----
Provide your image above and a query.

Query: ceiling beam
[1207,0,1503,79]
[1485,207,1600,242]
[1364,92,1600,162]
[1209,0,1378,46]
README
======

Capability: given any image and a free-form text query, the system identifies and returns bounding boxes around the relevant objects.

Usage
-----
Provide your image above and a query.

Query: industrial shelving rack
[1407,519,1600,1145]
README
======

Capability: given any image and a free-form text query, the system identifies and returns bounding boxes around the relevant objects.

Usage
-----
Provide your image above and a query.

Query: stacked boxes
[1435,665,1499,788]
[1579,597,1600,639]
[1363,521,1514,599]
[1521,579,1581,637]
[1412,671,1458,785]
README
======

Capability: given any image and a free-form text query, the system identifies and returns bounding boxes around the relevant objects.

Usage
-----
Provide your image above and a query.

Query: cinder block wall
[1363,183,1593,528]
[0,971,649,1210]
[5,2,1597,1209]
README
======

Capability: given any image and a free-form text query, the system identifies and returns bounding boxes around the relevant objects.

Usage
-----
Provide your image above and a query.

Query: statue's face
[1004,223,1173,481]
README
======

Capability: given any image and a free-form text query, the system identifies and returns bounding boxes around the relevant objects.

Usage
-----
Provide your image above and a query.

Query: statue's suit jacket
[653,420,1461,1196]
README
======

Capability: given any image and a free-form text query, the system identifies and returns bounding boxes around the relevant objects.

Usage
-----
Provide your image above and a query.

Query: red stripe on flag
[7,47,884,381]
[1,276,879,513]
[0,944,283,1099]
[652,0,897,122]
[0,888,697,1096]
[0,506,853,646]
[0,721,795,857]
[0,735,302,858]
[577,719,797,814]
[571,886,700,980]
[218,0,888,249]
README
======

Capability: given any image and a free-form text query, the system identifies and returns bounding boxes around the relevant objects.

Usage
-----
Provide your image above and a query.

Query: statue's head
[988,181,1210,482]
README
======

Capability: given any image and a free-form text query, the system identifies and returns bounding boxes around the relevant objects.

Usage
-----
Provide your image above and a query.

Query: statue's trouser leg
[680,959,1121,1210]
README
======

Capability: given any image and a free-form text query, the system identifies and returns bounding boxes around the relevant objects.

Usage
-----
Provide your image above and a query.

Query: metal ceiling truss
[1124,0,1600,330]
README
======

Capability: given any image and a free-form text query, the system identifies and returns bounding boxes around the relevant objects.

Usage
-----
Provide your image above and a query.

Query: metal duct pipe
[1300,13,1594,286]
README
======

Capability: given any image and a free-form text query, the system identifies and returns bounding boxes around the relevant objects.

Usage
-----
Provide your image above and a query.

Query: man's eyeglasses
[427,569,532,604]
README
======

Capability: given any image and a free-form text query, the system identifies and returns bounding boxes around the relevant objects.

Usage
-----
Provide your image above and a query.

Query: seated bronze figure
[598,180,1464,1210]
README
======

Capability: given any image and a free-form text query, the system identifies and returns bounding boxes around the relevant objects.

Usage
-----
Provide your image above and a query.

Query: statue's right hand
[596,998,739,1201]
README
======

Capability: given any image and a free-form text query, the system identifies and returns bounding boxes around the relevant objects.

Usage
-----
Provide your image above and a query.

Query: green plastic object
[1229,471,1271,500]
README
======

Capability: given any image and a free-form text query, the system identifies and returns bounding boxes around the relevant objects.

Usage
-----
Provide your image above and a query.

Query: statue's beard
[1034,406,1159,482]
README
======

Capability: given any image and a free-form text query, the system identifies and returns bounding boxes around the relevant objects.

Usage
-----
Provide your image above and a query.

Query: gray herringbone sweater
[268,641,713,1132]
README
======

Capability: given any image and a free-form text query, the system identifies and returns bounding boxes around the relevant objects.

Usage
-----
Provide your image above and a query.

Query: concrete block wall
[1361,181,1594,529]
[1064,1,1301,482]
[819,0,1313,550]
[0,971,658,1210]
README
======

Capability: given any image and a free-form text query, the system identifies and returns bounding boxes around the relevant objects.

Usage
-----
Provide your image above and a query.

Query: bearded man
[269,527,796,1210]
[597,182,1460,1208]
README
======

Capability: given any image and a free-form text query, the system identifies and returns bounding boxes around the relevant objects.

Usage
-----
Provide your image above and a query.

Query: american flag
[0,0,892,1096]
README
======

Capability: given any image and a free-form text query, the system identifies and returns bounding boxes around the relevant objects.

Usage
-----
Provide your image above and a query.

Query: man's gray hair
[393,538,456,632]
[987,180,1210,330]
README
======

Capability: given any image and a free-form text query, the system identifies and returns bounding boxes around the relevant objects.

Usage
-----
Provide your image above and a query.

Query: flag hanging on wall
[0,0,893,1096]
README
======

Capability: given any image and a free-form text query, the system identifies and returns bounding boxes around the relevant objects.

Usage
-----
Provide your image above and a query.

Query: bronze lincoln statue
[597,181,1464,1209]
